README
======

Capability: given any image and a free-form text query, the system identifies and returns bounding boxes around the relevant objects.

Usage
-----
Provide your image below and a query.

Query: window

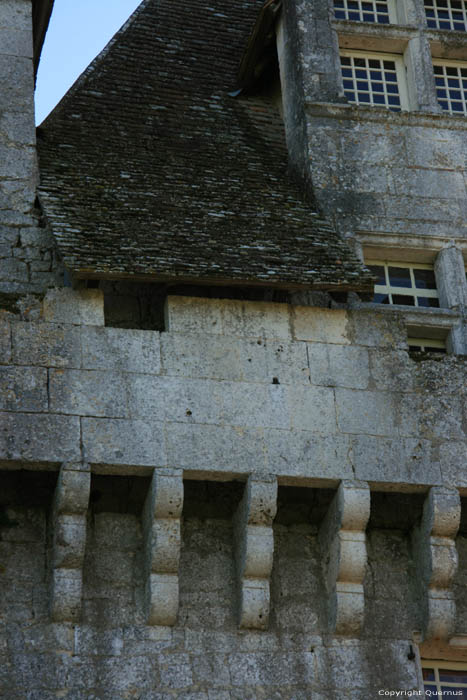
[433,61,467,114]
[366,261,440,307]
[408,338,447,353]
[422,661,467,696]
[425,0,467,30]
[334,0,396,24]
[340,51,408,111]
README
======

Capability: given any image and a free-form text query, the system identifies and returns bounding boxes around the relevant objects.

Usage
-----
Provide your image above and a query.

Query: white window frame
[424,0,467,31]
[366,260,439,307]
[422,660,467,693]
[334,0,398,24]
[433,59,467,115]
[408,337,446,352]
[340,50,410,111]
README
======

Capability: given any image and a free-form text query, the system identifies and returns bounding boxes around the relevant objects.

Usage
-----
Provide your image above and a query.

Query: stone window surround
[332,0,467,115]
[353,242,467,354]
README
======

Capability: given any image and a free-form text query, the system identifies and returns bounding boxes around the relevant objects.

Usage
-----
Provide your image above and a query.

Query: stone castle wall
[0,0,61,300]
[1,292,467,696]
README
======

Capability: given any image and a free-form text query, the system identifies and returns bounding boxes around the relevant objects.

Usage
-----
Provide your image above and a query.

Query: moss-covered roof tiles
[37,0,374,291]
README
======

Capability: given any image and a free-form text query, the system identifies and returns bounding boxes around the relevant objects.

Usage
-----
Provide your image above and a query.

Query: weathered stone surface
[0,365,47,411]
[81,326,161,374]
[234,475,277,629]
[161,333,310,385]
[42,288,104,326]
[166,296,292,339]
[82,418,166,468]
[336,389,396,436]
[12,322,81,368]
[307,342,370,389]
[0,412,80,463]
[412,487,461,641]
[292,307,350,344]
[49,369,129,418]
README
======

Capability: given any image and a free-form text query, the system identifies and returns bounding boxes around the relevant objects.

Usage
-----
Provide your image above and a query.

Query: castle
[1,0,467,696]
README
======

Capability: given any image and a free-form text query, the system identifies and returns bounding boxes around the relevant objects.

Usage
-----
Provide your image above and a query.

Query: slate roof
[37,0,374,291]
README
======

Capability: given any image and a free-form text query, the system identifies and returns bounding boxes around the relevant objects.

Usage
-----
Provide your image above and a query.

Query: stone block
[82,417,166,468]
[292,306,350,344]
[81,325,161,373]
[42,288,104,326]
[0,255,28,284]
[165,295,291,339]
[0,55,33,112]
[49,368,129,418]
[438,440,467,487]
[165,295,223,334]
[135,376,291,428]
[52,515,87,568]
[0,365,47,411]
[50,568,83,622]
[287,385,337,433]
[12,321,81,368]
[0,1,32,30]
[335,388,396,436]
[347,309,407,349]
[161,333,310,385]
[369,349,414,391]
[435,244,467,310]
[0,412,81,463]
[192,653,231,687]
[146,573,179,626]
[54,469,90,515]
[0,317,11,363]
[166,422,266,473]
[0,27,32,58]
[241,337,311,385]
[393,167,466,200]
[351,434,441,486]
[0,110,34,145]
[407,126,467,169]
[264,429,353,479]
[158,652,193,689]
[149,520,181,573]
[307,343,370,389]
[239,579,270,629]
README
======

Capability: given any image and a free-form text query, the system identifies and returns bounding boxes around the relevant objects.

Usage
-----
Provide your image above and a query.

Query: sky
[35,0,142,124]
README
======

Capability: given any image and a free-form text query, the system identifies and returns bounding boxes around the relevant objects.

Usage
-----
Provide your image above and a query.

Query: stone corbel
[319,480,370,636]
[142,468,184,626]
[50,462,90,622]
[412,486,460,641]
[234,473,278,630]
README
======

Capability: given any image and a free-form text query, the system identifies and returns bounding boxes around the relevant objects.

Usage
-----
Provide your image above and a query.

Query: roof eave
[32,0,54,77]
[69,266,376,294]
[237,0,282,91]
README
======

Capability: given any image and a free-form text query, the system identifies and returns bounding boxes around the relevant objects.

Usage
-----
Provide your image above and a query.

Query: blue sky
[35,0,142,124]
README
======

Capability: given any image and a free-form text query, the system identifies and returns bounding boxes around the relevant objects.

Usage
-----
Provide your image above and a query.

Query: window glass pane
[414,269,437,289]
[417,297,440,308]
[439,669,467,683]
[392,294,415,305]
[388,266,411,287]
[373,292,390,303]
[422,669,435,681]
